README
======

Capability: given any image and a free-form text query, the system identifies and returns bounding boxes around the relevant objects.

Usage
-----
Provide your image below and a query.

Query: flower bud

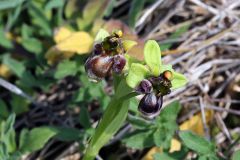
[112,55,126,74]
[138,93,163,118]
[135,79,153,94]
[85,55,113,81]
[93,43,104,55]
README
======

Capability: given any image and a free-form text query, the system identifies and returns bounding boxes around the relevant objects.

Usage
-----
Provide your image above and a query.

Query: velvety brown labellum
[85,55,113,81]
[112,55,126,74]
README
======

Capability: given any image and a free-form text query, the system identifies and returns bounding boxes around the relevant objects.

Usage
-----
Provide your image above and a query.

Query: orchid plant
[83,29,187,160]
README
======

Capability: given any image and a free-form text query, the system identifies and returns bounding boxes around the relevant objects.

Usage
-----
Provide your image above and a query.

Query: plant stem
[83,80,137,160]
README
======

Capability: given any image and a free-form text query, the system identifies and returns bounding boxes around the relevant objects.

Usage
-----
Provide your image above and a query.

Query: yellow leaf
[180,110,213,136]
[0,64,11,78]
[56,32,93,54]
[45,47,75,65]
[142,139,181,160]
[54,27,72,43]
[142,147,162,160]
[169,138,181,153]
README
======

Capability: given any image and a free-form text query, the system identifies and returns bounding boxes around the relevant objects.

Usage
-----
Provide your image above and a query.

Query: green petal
[171,71,188,89]
[122,40,137,52]
[160,64,173,73]
[94,29,110,42]
[144,40,161,76]
[126,63,150,88]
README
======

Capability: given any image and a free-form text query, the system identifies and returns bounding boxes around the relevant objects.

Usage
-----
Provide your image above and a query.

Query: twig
[199,96,210,140]
[0,78,34,103]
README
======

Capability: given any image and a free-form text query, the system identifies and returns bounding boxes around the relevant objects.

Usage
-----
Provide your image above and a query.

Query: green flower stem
[83,80,138,160]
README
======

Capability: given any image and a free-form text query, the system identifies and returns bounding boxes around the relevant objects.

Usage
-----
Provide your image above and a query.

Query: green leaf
[78,0,111,30]
[21,38,43,54]
[144,40,161,76]
[171,72,188,89]
[28,2,51,36]
[3,54,25,78]
[19,126,57,153]
[124,54,141,73]
[0,142,9,159]
[127,114,152,129]
[199,154,219,160]
[0,100,9,119]
[125,101,181,150]
[122,40,137,52]
[0,114,16,153]
[10,94,29,114]
[160,64,173,73]
[83,80,135,160]
[128,0,145,28]
[232,150,240,160]
[179,131,215,155]
[104,0,117,17]
[157,101,181,122]
[0,27,13,49]
[0,0,25,10]
[54,60,77,79]
[126,63,150,88]
[44,0,64,10]
[94,29,110,42]
[49,127,83,142]
[122,130,154,149]
[79,107,91,129]
[153,101,181,149]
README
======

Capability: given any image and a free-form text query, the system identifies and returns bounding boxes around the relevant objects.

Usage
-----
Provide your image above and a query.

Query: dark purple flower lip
[135,79,153,94]
[136,70,173,118]
[138,93,163,119]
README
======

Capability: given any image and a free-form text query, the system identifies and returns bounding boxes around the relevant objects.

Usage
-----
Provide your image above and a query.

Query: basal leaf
[144,40,161,76]
[28,2,52,36]
[0,99,9,118]
[44,0,64,10]
[54,60,78,79]
[3,54,25,78]
[0,0,25,10]
[0,114,16,153]
[126,63,150,88]
[79,107,91,129]
[122,130,154,149]
[19,126,57,153]
[171,72,188,89]
[179,131,215,155]
[0,28,13,49]
[49,127,83,142]
[80,0,111,30]
[0,142,9,159]
[21,38,43,54]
